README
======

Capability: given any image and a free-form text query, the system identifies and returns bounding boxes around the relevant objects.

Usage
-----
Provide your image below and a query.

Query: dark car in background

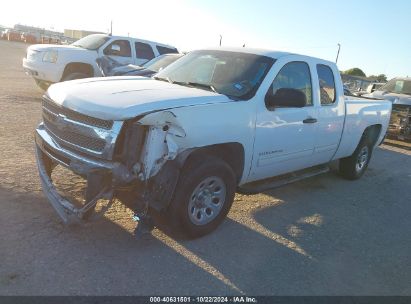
[356,82,385,97]
[112,53,183,76]
[97,53,183,78]
[365,77,411,141]
[343,84,354,96]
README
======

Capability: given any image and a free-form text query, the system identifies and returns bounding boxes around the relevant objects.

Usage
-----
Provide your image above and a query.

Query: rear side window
[135,42,155,60]
[156,45,178,55]
[317,64,336,105]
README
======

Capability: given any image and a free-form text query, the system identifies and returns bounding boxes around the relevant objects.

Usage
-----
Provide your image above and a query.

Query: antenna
[336,43,341,63]
[110,20,113,35]
[219,35,222,46]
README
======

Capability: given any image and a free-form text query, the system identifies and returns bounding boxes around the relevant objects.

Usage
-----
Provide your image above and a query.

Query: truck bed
[333,97,392,159]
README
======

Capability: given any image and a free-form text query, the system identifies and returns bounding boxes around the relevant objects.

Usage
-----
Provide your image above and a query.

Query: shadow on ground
[1,145,410,295]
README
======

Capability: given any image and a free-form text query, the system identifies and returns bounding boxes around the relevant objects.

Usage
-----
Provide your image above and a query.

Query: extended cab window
[103,40,131,57]
[135,42,155,60]
[317,64,336,105]
[266,61,312,110]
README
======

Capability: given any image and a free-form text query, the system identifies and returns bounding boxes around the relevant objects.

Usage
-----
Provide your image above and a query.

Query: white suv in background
[22,34,178,90]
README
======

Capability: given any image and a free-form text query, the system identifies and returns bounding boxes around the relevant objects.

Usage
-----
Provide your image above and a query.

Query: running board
[238,165,330,194]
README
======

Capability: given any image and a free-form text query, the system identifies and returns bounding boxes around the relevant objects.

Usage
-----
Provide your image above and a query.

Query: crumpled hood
[47,77,232,120]
[365,91,411,106]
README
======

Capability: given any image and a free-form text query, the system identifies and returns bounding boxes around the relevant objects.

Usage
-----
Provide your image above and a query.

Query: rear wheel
[168,155,236,238]
[339,137,372,180]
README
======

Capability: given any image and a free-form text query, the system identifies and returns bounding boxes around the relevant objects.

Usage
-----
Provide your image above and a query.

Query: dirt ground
[0,40,410,296]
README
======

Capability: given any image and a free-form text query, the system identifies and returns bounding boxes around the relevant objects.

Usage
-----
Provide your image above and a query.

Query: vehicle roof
[392,77,411,81]
[96,33,177,49]
[160,53,184,57]
[198,47,336,65]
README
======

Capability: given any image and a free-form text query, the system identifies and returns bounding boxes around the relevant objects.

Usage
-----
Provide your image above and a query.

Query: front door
[250,61,318,182]
[102,39,134,65]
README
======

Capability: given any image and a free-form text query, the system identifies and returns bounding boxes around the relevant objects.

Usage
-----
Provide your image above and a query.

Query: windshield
[71,34,110,50]
[143,54,183,72]
[378,79,411,95]
[155,50,274,100]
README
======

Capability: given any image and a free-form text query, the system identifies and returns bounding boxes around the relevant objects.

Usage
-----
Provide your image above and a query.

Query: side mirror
[265,88,306,108]
[111,44,121,53]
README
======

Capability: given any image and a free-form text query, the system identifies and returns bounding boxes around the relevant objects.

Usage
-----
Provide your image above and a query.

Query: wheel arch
[61,62,94,80]
[178,143,245,185]
[362,124,382,147]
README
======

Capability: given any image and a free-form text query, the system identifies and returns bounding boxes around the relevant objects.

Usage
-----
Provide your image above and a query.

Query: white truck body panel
[333,98,391,160]
[142,101,258,184]
[46,77,232,120]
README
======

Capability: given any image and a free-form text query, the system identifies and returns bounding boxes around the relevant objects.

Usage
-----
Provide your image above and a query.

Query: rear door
[134,41,156,65]
[251,60,318,181]
[311,63,345,164]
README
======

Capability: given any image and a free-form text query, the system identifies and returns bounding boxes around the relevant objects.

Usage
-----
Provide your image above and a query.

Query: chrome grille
[44,120,106,152]
[42,96,113,130]
[41,95,122,159]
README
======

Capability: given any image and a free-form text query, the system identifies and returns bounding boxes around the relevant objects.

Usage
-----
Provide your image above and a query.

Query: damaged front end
[35,95,186,224]
[388,104,411,141]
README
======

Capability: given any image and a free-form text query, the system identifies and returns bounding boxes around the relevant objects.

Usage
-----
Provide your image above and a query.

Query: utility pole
[219,35,222,46]
[336,43,341,63]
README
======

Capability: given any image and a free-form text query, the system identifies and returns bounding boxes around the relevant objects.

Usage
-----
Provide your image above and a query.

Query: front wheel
[168,155,236,238]
[339,138,372,180]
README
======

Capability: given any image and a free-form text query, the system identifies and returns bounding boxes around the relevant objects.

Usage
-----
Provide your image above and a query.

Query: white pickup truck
[35,48,391,238]
[23,34,178,90]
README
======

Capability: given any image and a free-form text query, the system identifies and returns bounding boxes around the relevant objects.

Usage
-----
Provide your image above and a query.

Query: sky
[1,0,410,78]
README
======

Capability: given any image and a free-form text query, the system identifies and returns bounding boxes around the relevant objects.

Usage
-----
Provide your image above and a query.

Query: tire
[34,79,50,91]
[168,155,236,238]
[62,72,89,82]
[339,137,372,180]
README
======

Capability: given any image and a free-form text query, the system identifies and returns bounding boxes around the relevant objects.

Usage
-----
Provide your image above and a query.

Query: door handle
[303,118,317,124]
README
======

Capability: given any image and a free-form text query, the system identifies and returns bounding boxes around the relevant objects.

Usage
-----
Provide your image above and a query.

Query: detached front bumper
[35,123,115,224]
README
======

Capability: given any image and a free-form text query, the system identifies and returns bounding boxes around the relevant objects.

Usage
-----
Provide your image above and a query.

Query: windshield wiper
[185,82,217,93]
[184,82,243,100]
[153,77,244,100]
[153,77,217,93]
[153,77,192,87]
[153,76,175,84]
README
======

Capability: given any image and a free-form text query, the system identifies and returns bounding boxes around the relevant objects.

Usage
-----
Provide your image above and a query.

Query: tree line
[342,68,387,82]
